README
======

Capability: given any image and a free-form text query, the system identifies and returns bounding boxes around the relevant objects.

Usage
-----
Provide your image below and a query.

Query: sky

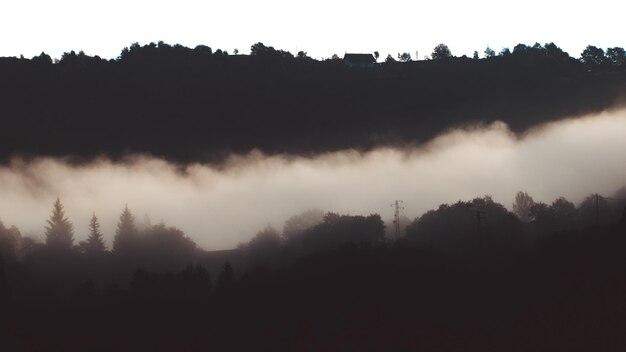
[1,0,624,60]
[1,108,626,250]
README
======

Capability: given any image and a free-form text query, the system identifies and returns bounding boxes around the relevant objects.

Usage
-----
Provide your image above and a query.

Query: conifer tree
[113,205,138,255]
[44,198,74,249]
[216,260,235,294]
[0,219,20,262]
[80,213,106,254]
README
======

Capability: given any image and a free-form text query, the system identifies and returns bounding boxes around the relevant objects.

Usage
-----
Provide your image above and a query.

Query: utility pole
[390,200,405,240]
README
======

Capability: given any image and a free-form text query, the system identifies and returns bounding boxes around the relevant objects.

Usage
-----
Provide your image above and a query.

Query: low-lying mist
[2,108,626,250]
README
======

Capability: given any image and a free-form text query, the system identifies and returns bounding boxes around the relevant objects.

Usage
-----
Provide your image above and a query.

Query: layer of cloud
[1,109,626,249]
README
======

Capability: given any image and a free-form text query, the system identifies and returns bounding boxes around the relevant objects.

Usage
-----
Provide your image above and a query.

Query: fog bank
[1,109,626,249]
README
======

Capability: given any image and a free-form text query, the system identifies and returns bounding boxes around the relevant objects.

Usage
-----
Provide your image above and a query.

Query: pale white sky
[1,0,624,60]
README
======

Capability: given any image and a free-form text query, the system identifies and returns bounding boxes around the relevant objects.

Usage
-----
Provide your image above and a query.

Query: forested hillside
[1,42,625,162]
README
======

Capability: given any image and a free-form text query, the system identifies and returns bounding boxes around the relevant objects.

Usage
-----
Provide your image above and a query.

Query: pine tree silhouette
[80,213,106,254]
[44,198,74,249]
[113,205,138,255]
[0,219,18,262]
[216,260,235,295]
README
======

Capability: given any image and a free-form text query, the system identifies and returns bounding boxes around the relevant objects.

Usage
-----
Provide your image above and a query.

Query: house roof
[343,53,376,64]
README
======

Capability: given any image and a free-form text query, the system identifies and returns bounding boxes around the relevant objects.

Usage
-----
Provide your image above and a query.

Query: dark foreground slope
[3,196,626,351]
[3,223,626,351]
[1,43,625,163]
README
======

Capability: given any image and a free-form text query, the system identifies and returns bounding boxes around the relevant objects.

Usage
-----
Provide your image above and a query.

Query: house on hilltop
[343,53,377,68]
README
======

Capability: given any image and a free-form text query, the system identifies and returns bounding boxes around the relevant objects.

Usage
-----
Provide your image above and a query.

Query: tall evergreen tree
[113,205,138,255]
[0,219,18,262]
[216,260,235,294]
[80,213,106,254]
[44,198,74,249]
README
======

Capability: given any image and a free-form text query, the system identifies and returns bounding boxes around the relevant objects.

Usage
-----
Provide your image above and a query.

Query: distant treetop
[44,198,74,250]
[431,43,452,60]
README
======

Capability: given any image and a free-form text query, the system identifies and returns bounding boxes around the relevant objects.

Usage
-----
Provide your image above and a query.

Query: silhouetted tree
[291,213,385,253]
[499,47,511,56]
[529,202,550,225]
[551,197,577,218]
[606,47,625,67]
[31,52,52,65]
[0,220,19,262]
[406,196,522,250]
[530,197,578,233]
[19,237,38,259]
[138,222,196,271]
[513,191,535,222]
[58,50,104,67]
[60,50,78,64]
[374,51,380,61]
[473,51,479,59]
[193,44,212,56]
[113,205,138,255]
[250,42,292,59]
[578,194,612,225]
[544,42,570,60]
[283,209,325,239]
[484,46,495,58]
[581,45,606,66]
[384,54,396,63]
[79,213,106,255]
[513,44,529,54]
[44,198,74,250]
[431,44,452,60]
[241,226,282,267]
[216,260,235,294]
[397,52,412,62]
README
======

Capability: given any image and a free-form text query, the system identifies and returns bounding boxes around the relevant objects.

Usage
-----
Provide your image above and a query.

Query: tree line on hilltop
[1,41,625,163]
[21,41,626,67]
[2,186,625,282]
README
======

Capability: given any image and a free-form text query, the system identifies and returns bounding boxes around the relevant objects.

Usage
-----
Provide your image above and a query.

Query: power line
[603,196,626,202]
[589,194,626,226]
[390,200,404,240]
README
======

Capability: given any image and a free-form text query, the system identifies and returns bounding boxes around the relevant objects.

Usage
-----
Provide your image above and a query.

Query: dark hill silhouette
[5,221,626,351]
[1,41,625,163]
[3,188,626,350]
